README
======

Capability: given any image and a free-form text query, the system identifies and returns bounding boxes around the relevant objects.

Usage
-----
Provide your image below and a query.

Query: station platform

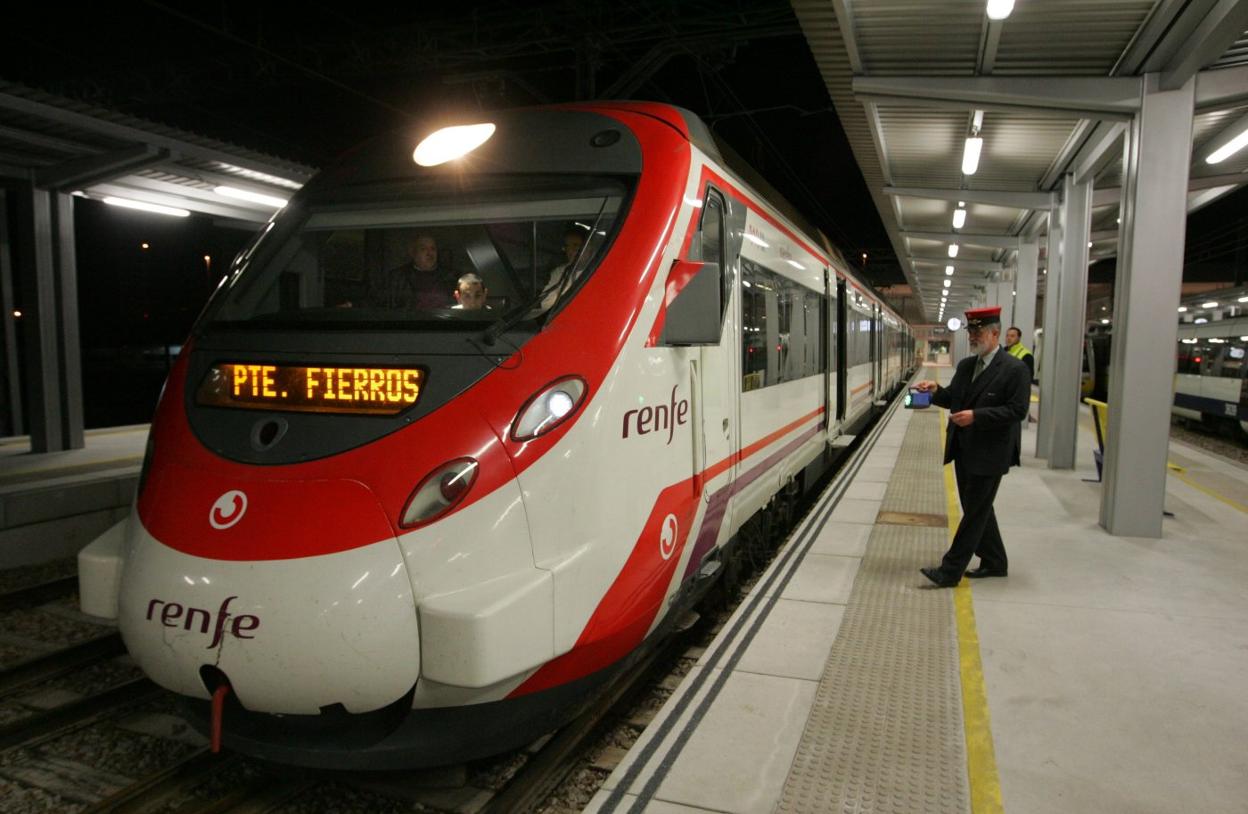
[0,425,146,567]
[587,366,1248,814]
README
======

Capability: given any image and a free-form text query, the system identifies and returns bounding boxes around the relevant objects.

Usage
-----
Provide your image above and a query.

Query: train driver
[372,234,459,311]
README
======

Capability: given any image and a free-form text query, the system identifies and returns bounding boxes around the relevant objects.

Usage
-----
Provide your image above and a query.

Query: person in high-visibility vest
[1004,326,1034,381]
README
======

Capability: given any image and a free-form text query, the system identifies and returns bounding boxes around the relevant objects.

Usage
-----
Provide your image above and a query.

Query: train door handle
[722,418,730,436]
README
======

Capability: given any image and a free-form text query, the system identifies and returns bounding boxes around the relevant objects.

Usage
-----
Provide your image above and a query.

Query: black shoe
[965,567,1008,579]
[920,567,960,588]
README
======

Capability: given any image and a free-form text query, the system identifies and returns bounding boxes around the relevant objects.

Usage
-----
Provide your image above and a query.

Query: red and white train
[80,102,914,768]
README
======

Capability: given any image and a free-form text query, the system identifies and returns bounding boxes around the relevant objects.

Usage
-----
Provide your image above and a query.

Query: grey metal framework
[793,0,1248,537]
[0,81,313,452]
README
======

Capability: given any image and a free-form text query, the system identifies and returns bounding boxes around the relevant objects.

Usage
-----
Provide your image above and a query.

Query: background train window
[740,258,823,392]
[1217,341,1245,378]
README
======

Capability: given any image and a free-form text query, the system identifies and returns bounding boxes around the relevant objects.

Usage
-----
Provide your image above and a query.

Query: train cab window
[688,191,730,324]
[204,176,630,331]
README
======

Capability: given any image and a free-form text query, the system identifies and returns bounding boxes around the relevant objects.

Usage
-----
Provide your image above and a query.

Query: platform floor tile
[807,520,873,557]
[746,552,859,604]
[697,598,847,682]
[598,667,817,814]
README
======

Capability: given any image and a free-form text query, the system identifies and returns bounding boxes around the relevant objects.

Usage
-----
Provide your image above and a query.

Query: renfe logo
[622,384,690,445]
[659,514,678,560]
[147,595,260,649]
[209,490,248,530]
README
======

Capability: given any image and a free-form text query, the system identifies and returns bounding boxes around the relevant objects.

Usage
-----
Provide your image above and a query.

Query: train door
[691,190,737,499]
[870,304,880,400]
[824,269,838,430]
[836,278,847,420]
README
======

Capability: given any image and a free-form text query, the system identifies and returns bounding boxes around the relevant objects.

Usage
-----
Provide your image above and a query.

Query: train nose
[118,474,420,715]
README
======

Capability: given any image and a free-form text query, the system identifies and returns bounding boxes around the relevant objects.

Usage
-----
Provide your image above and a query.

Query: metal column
[1048,174,1093,470]
[13,182,84,452]
[0,191,23,436]
[1015,239,1039,373]
[1101,75,1195,538]
[1036,197,1062,459]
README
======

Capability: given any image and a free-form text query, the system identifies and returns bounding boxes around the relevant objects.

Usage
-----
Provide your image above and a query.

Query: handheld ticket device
[904,387,932,409]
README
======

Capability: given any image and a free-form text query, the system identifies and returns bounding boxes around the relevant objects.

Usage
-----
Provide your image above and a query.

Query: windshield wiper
[481,199,609,347]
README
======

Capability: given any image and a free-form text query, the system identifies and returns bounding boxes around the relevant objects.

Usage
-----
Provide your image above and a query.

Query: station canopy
[0,80,312,225]
[792,0,1248,322]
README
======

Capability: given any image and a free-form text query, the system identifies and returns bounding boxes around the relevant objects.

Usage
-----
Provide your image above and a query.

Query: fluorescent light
[945,266,955,275]
[413,122,497,167]
[1194,318,1208,324]
[948,244,959,258]
[943,279,952,288]
[1239,296,1248,303]
[102,196,190,218]
[215,163,303,190]
[1177,306,1187,312]
[1206,126,1248,164]
[1209,337,1226,343]
[1202,301,1219,308]
[214,185,288,209]
[1100,318,1110,324]
[952,208,967,229]
[986,0,1014,19]
[1181,338,1197,344]
[962,137,983,175]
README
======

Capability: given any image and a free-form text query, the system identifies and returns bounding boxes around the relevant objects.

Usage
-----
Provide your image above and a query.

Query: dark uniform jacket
[930,349,1031,476]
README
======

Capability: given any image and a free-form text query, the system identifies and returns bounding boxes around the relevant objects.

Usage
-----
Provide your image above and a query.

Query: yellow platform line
[940,416,1005,814]
[1170,469,1248,514]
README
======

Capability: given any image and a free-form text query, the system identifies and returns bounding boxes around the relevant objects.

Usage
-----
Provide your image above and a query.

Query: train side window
[740,258,823,392]
[1220,342,1245,379]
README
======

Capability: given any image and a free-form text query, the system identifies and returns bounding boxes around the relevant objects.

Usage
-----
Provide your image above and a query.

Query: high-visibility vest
[1006,342,1032,363]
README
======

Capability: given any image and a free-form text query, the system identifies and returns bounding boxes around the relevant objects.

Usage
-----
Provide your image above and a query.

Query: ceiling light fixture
[948,244,959,258]
[986,0,1015,20]
[214,186,288,209]
[945,265,955,276]
[1202,301,1219,308]
[952,207,967,229]
[1205,124,1248,164]
[962,137,983,175]
[103,196,190,218]
[943,279,952,288]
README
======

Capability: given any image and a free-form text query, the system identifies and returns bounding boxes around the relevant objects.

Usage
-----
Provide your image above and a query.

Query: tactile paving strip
[775,410,969,814]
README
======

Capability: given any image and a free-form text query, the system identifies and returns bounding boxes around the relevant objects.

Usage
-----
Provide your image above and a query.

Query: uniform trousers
[939,460,1009,578]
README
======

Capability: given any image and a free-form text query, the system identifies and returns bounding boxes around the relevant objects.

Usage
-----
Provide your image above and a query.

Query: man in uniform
[1004,326,1035,380]
[913,306,1030,587]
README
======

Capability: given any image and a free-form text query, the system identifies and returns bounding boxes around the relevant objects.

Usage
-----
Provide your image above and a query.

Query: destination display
[197,363,424,415]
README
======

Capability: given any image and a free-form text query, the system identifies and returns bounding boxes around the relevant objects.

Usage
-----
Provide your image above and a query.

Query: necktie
[972,356,985,382]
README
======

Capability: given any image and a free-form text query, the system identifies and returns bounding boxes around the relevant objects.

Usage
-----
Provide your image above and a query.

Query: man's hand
[914,380,939,393]
[950,409,975,427]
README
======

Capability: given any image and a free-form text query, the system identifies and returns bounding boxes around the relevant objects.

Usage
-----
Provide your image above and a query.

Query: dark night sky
[0,2,893,272]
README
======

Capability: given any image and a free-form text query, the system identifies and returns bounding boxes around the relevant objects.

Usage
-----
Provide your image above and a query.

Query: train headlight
[511,376,587,441]
[400,458,479,529]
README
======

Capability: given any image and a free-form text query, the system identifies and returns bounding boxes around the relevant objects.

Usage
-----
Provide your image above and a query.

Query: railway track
[0,574,80,612]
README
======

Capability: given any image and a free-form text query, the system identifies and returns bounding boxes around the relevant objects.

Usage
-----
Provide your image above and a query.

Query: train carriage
[80,102,912,768]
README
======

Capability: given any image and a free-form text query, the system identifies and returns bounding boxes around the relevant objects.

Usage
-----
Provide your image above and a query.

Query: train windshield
[206,177,629,330]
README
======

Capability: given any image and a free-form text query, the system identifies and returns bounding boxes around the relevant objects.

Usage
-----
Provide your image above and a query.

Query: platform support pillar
[0,190,22,437]
[1101,74,1194,538]
[1045,175,1092,470]
[1015,239,1039,376]
[1036,196,1062,459]
[12,182,83,452]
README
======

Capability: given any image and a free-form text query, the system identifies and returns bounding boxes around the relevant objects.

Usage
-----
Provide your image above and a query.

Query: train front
[87,106,690,768]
